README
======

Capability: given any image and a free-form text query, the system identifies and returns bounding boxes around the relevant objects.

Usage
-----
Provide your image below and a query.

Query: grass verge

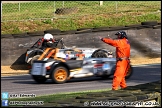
[7,89,111,107]
[1,13,161,34]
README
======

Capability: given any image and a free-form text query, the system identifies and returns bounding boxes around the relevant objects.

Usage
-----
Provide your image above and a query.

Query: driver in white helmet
[31,33,55,49]
[42,33,55,48]
[43,33,54,40]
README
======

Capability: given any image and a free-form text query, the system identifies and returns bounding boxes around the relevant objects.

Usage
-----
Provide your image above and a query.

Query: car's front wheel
[32,75,47,84]
[51,66,69,84]
[100,75,111,79]
[102,65,133,79]
[91,49,110,58]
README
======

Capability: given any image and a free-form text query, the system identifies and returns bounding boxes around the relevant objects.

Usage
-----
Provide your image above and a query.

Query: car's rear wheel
[91,49,109,58]
[101,65,133,79]
[52,66,69,84]
[32,75,47,84]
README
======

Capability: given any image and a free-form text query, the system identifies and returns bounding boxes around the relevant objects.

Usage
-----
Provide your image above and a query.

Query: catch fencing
[1,1,161,22]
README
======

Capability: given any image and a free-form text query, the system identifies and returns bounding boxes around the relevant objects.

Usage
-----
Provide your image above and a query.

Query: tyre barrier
[27,31,45,36]
[12,32,29,38]
[60,30,77,35]
[141,21,158,26]
[153,25,161,29]
[55,7,79,15]
[136,25,155,29]
[108,26,127,31]
[1,34,13,39]
[125,24,142,27]
[75,28,93,34]
[44,29,61,35]
[24,80,161,107]
[92,26,110,32]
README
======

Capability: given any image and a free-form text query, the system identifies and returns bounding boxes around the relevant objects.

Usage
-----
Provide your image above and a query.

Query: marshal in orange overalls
[102,36,130,90]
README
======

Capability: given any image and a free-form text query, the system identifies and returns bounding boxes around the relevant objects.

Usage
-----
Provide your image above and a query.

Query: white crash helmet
[43,33,54,40]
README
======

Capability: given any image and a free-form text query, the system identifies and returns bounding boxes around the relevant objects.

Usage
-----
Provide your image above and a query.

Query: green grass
[8,89,111,107]
[1,12,161,34]
[1,1,161,34]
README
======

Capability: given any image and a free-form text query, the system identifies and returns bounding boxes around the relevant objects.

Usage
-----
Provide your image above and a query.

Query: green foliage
[12,27,21,33]
[8,89,110,102]
[42,19,52,24]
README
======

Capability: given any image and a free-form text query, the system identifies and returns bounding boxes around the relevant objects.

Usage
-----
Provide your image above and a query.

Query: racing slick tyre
[30,55,41,65]
[55,7,78,15]
[101,65,133,79]
[100,66,115,79]
[91,49,109,58]
[32,75,47,84]
[52,66,69,84]
[125,65,133,79]
[141,21,158,26]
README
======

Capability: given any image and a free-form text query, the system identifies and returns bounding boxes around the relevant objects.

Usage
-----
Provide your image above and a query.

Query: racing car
[25,37,113,65]
[30,47,133,84]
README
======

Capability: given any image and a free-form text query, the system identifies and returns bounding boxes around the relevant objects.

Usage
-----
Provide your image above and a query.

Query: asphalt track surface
[1,63,161,97]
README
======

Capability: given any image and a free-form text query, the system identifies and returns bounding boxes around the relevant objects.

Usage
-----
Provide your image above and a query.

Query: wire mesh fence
[1,1,161,22]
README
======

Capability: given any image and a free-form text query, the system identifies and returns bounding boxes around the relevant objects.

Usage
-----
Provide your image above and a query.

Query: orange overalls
[102,38,130,90]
